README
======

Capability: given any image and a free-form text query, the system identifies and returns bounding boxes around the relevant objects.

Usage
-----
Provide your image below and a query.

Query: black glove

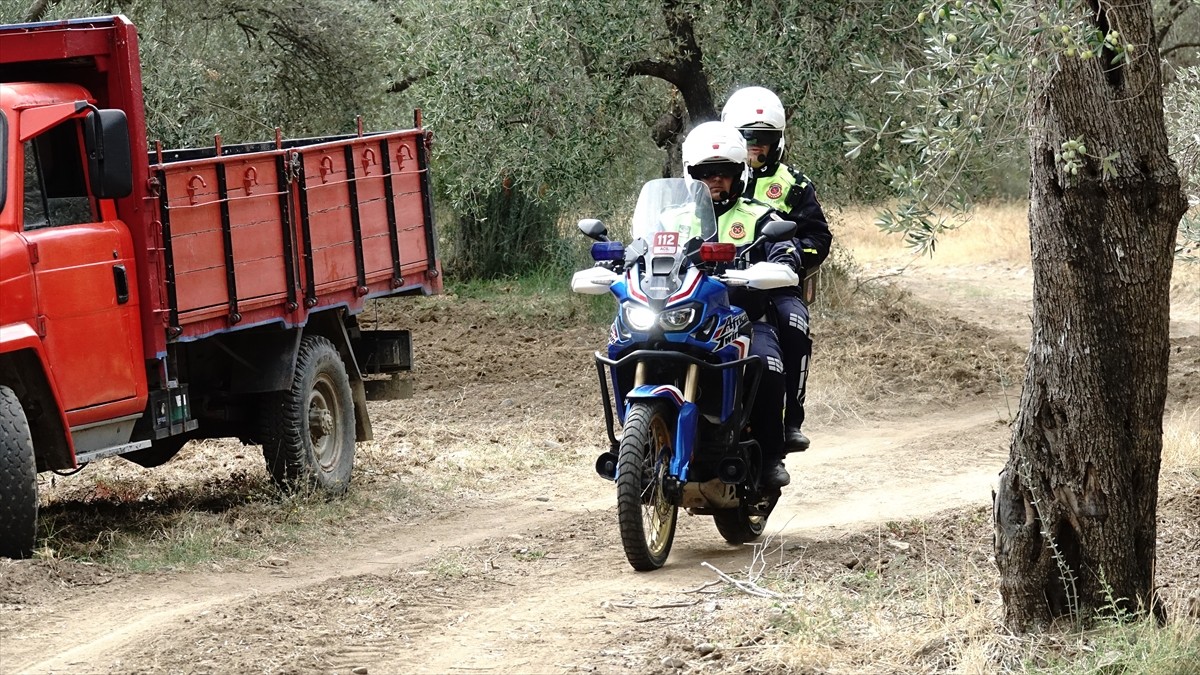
[766,241,802,272]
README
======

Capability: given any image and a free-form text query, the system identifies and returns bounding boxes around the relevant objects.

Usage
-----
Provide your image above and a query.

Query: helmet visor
[687,161,742,180]
[740,129,783,147]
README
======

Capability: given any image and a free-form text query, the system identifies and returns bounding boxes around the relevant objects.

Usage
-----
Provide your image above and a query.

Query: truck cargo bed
[153,127,440,342]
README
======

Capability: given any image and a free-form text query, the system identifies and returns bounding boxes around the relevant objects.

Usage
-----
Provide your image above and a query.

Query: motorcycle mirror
[762,219,797,243]
[578,218,609,242]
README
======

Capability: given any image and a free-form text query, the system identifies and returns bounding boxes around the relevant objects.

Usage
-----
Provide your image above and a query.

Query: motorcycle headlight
[624,305,657,331]
[659,306,697,331]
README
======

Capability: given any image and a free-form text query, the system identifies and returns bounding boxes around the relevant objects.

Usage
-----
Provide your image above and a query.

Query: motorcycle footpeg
[747,488,781,516]
[748,501,772,517]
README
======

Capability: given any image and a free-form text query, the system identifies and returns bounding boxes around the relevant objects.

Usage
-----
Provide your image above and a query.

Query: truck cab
[1,83,146,462]
[0,16,441,560]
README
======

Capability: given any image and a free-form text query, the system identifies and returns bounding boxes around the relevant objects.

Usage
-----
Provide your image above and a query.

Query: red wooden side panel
[387,134,432,274]
[348,141,395,282]
[156,127,438,341]
[161,152,291,325]
[226,157,291,305]
[162,164,226,316]
[301,149,357,293]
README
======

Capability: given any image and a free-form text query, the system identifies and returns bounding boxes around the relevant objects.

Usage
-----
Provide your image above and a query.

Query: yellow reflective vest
[750,163,809,213]
[716,200,773,245]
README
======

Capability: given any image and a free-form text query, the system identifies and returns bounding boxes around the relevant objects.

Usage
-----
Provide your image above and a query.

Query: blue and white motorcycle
[571,178,798,571]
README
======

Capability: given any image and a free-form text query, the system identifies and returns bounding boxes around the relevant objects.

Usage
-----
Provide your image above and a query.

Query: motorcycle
[570,178,798,571]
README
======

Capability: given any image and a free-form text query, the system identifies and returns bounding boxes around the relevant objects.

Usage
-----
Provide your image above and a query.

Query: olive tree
[847,0,1188,630]
[388,0,924,210]
[2,0,400,148]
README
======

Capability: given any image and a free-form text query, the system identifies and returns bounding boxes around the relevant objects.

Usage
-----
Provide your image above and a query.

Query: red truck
[0,16,442,558]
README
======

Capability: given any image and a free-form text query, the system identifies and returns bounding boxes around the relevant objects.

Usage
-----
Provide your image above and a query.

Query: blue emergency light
[591,241,625,261]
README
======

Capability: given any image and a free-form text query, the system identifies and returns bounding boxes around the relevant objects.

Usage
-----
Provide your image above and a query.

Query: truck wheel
[0,385,38,559]
[261,336,355,495]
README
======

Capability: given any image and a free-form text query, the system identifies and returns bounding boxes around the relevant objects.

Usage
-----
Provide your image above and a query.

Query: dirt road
[3,401,1013,674]
[1,263,1195,674]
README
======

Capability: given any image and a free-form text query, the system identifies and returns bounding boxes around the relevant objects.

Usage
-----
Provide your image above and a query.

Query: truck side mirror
[83,109,132,199]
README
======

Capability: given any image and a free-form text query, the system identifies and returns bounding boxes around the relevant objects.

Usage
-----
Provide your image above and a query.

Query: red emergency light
[699,242,736,262]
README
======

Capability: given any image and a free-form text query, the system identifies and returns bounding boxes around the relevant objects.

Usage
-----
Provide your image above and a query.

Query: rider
[680,121,798,488]
[721,86,832,453]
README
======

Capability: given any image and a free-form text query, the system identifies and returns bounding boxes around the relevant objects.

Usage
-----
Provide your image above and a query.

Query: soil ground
[1,247,1197,674]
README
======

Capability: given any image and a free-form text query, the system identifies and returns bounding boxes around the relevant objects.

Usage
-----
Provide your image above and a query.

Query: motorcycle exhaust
[718,457,747,484]
[595,452,618,481]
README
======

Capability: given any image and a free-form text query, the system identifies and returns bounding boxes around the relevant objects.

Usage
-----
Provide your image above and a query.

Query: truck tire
[0,385,38,559]
[261,336,355,496]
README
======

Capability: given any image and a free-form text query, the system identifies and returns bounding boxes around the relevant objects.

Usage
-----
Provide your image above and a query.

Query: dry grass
[1163,407,1200,471]
[689,504,1200,674]
[1171,260,1199,322]
[832,202,1031,267]
[808,294,1022,427]
[33,439,433,570]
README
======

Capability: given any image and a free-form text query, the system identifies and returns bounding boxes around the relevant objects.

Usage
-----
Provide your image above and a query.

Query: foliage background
[2,0,1196,273]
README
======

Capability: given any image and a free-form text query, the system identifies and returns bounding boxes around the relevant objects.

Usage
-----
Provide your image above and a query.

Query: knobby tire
[616,401,677,571]
[261,336,355,496]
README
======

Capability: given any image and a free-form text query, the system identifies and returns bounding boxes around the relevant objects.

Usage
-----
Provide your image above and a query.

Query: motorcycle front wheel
[616,401,678,571]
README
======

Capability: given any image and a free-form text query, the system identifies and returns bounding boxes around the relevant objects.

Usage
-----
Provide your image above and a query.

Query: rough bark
[651,97,686,178]
[24,0,54,22]
[993,0,1188,631]
[623,0,717,174]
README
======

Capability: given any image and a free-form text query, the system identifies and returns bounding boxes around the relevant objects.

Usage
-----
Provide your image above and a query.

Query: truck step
[74,440,152,465]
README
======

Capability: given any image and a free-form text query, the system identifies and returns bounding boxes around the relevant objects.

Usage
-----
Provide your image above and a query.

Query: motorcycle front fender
[624,385,699,482]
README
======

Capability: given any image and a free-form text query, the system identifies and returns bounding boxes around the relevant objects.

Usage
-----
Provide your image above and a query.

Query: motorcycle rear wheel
[712,502,767,544]
[616,401,677,571]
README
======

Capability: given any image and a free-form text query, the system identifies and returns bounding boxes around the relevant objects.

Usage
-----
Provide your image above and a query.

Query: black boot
[785,426,810,453]
[763,457,791,488]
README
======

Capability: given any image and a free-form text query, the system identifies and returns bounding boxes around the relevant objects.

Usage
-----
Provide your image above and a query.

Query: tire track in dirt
[4,401,1012,674]
[3,498,607,674]
[363,403,1012,673]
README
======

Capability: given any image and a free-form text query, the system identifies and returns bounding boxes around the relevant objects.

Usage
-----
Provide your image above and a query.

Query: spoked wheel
[713,501,767,545]
[616,401,678,571]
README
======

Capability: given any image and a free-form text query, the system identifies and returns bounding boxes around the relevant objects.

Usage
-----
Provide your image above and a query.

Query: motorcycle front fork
[634,361,700,402]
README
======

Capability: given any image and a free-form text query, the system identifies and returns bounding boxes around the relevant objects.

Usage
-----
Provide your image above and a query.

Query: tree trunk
[624,0,716,175]
[993,0,1188,631]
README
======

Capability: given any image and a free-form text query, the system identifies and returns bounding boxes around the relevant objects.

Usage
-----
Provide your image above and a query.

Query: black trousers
[747,321,786,460]
[769,294,812,430]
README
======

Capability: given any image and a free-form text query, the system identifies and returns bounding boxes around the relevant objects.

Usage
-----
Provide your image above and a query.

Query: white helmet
[721,86,786,166]
[681,121,749,205]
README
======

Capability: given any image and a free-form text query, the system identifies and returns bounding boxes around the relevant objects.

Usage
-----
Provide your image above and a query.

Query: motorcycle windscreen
[630,178,717,243]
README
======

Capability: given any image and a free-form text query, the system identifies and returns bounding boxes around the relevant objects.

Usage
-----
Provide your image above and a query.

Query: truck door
[19,119,145,416]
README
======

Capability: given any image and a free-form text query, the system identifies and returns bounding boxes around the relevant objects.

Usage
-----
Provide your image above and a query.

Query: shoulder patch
[765,182,784,200]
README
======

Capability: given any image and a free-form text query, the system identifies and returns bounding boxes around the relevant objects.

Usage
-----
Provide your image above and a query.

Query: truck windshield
[0,111,7,214]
